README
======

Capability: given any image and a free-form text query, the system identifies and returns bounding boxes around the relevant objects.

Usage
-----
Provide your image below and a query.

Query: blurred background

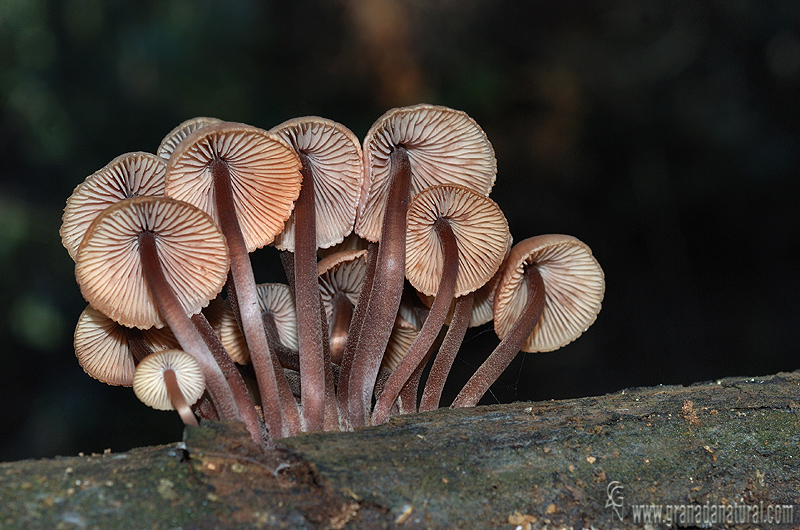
[1,0,798,461]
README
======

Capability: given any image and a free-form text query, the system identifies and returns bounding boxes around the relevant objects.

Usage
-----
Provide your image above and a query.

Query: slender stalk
[450,266,546,408]
[210,158,301,438]
[336,241,377,429]
[419,293,474,411]
[138,231,240,421]
[292,154,329,432]
[163,368,198,426]
[371,219,459,425]
[190,313,267,446]
[126,328,151,364]
[328,291,353,365]
[347,146,412,427]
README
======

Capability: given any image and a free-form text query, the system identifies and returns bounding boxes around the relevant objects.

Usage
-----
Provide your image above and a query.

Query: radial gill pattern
[75,196,229,329]
[356,104,497,241]
[405,184,509,298]
[494,235,605,353]
[271,117,364,252]
[165,123,302,252]
[61,152,166,261]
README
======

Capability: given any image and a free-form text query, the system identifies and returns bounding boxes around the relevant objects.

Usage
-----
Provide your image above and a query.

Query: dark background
[1,0,798,461]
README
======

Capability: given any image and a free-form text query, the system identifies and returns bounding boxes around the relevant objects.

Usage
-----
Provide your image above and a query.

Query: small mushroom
[346,104,498,427]
[156,117,222,160]
[451,234,605,408]
[371,184,508,424]
[270,116,363,431]
[133,349,206,426]
[74,196,241,425]
[165,121,303,437]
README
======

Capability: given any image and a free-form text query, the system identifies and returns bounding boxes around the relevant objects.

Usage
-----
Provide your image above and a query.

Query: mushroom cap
[381,314,420,373]
[317,249,368,320]
[75,196,230,329]
[270,117,364,252]
[494,234,605,353]
[406,184,509,298]
[61,152,167,261]
[214,283,298,364]
[157,117,223,160]
[164,122,302,252]
[74,305,179,386]
[356,104,497,242]
[132,349,205,411]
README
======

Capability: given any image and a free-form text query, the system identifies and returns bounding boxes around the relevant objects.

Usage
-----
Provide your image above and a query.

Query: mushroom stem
[126,328,152,364]
[371,218,459,425]
[328,291,353,365]
[137,231,241,422]
[162,368,199,426]
[336,241,377,429]
[292,153,331,432]
[190,313,267,446]
[210,158,301,438]
[419,292,474,412]
[346,146,411,427]
[450,265,546,408]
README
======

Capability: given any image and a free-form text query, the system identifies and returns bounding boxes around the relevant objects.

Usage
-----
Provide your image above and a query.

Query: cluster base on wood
[1,371,798,529]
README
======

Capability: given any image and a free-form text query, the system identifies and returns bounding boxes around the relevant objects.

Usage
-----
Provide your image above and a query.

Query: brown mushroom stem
[190,313,268,446]
[335,241,378,429]
[419,292,474,412]
[162,368,199,426]
[137,231,241,422]
[346,146,412,427]
[210,158,301,438]
[292,154,331,432]
[328,291,353,366]
[371,218,459,425]
[396,340,437,415]
[450,265,546,408]
[126,328,152,364]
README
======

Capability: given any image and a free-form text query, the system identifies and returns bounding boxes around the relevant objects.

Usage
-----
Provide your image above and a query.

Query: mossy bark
[2,371,799,529]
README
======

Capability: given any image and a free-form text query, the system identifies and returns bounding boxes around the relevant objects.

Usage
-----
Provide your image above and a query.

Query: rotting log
[1,371,798,529]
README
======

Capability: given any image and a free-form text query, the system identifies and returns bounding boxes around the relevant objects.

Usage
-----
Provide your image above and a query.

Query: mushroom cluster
[61,105,605,448]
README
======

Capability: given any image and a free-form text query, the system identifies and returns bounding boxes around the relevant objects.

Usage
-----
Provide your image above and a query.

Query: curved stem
[126,328,151,364]
[329,292,353,365]
[190,313,267,446]
[419,292,474,412]
[347,146,412,427]
[211,158,301,438]
[292,154,330,432]
[371,219,459,425]
[163,368,198,426]
[450,266,546,408]
[138,231,240,422]
[336,241,377,429]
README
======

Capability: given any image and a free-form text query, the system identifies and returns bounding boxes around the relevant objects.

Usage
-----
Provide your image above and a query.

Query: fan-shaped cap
[214,283,298,365]
[75,196,230,329]
[157,117,223,160]
[406,184,509,298]
[270,117,364,252]
[61,152,166,261]
[494,234,605,353]
[74,305,179,386]
[356,104,497,242]
[165,122,302,252]
[317,249,368,320]
[132,349,205,410]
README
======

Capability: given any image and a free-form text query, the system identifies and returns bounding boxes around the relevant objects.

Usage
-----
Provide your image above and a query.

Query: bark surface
[1,371,798,529]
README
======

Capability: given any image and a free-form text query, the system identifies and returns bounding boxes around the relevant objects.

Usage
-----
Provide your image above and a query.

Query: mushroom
[345,104,498,427]
[371,184,509,424]
[269,116,363,431]
[133,349,205,426]
[60,151,166,261]
[451,234,605,408]
[74,305,179,387]
[74,196,244,427]
[165,121,303,437]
